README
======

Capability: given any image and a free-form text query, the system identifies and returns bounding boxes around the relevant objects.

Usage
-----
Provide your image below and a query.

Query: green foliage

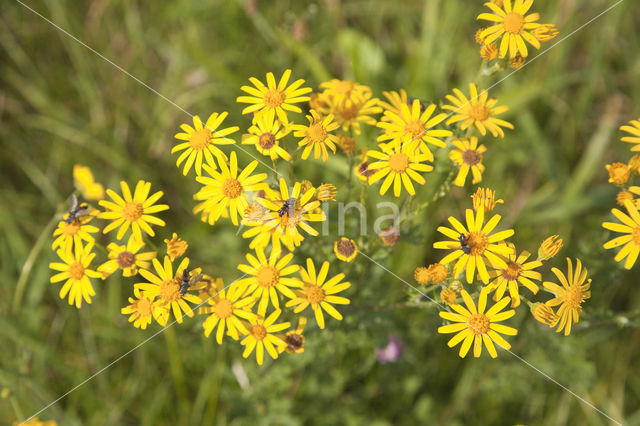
[1,0,639,425]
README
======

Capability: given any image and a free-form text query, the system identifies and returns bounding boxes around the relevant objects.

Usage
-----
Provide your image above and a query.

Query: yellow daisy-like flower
[294,110,340,162]
[477,0,543,59]
[331,93,382,135]
[319,79,372,106]
[334,237,358,262]
[172,113,238,176]
[49,242,101,308]
[471,187,504,213]
[282,316,307,354]
[440,288,457,306]
[621,118,640,151]
[193,151,268,226]
[237,69,311,124]
[443,83,514,138]
[121,288,155,330]
[258,178,326,244]
[286,259,351,329]
[100,181,169,243]
[242,112,292,161]
[73,164,104,201]
[606,162,630,185]
[378,89,409,121]
[434,207,515,283]
[487,245,542,307]
[13,417,57,426]
[480,43,499,61]
[316,183,337,201]
[531,302,558,327]
[241,217,301,255]
[202,284,257,344]
[602,200,640,269]
[538,234,563,260]
[240,309,290,365]
[377,99,452,157]
[135,256,202,325]
[438,288,517,358]
[367,142,434,197]
[543,258,591,336]
[235,248,301,316]
[98,238,156,279]
[164,233,188,261]
[52,213,99,255]
[449,137,487,186]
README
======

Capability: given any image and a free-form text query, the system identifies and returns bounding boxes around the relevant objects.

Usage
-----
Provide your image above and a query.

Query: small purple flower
[375,334,403,364]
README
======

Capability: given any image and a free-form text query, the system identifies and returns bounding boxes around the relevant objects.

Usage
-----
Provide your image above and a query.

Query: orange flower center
[462,149,482,166]
[564,285,584,309]
[250,323,267,340]
[404,120,425,139]
[466,232,489,256]
[258,132,276,149]
[306,285,325,304]
[214,298,234,319]
[467,313,490,335]
[159,279,181,302]
[264,88,285,108]
[388,153,410,173]
[256,266,279,288]
[633,227,640,245]
[502,261,521,281]
[503,12,524,34]
[63,221,81,236]
[468,103,490,121]
[69,261,85,280]
[222,178,243,199]
[279,213,301,228]
[306,122,327,144]
[136,297,153,316]
[117,251,136,269]
[189,129,211,150]
[338,102,359,120]
[123,202,143,222]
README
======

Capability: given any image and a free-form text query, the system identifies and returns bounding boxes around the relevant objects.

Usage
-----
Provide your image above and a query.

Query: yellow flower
[135,256,202,325]
[73,164,104,200]
[508,54,526,69]
[449,137,487,186]
[438,288,517,358]
[202,284,257,344]
[534,24,558,42]
[434,207,515,283]
[367,142,434,197]
[242,112,292,161]
[443,83,514,138]
[197,275,223,315]
[235,248,301,316]
[377,99,452,158]
[602,200,640,269]
[240,309,290,365]
[487,245,542,307]
[530,302,558,327]
[121,288,155,330]
[428,263,449,283]
[52,213,99,255]
[237,69,311,124]
[172,113,238,176]
[620,118,640,151]
[629,155,640,173]
[475,28,487,44]
[286,259,351,329]
[606,162,630,185]
[414,267,430,284]
[282,316,307,354]
[241,220,301,255]
[378,89,409,121]
[331,93,382,135]
[13,417,57,426]
[193,151,268,226]
[258,178,326,245]
[98,238,156,279]
[316,183,337,201]
[538,234,563,260]
[543,258,591,336]
[294,110,340,162]
[354,159,376,183]
[477,0,543,59]
[100,181,169,243]
[471,187,504,213]
[334,237,358,262]
[440,288,457,305]
[480,43,499,60]
[164,233,188,261]
[337,133,357,154]
[318,79,372,106]
[49,242,101,308]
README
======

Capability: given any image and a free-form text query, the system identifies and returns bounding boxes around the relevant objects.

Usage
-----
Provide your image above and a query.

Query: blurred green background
[2,0,640,424]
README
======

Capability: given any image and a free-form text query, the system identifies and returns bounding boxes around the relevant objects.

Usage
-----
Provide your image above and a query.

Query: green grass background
[2,0,640,424]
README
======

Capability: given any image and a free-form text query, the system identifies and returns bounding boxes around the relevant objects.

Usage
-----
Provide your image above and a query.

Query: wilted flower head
[379,226,400,246]
[606,162,630,185]
[165,233,188,261]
